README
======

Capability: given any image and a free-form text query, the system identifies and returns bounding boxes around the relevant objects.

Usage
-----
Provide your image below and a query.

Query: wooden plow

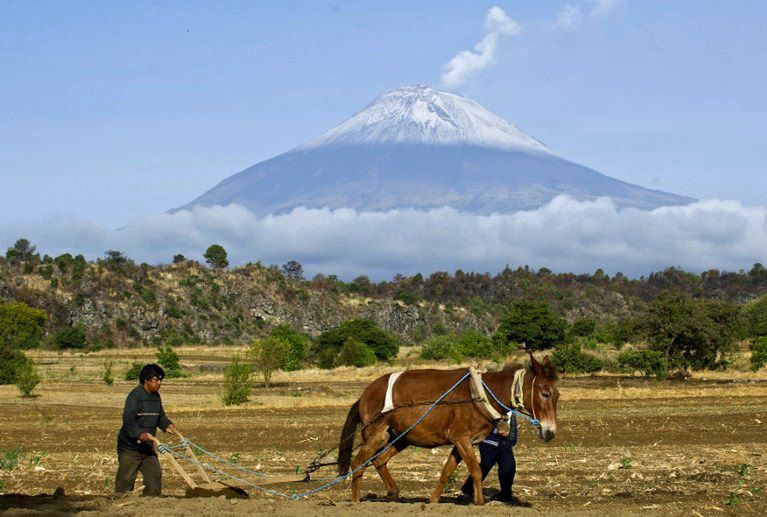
[149,431,308,498]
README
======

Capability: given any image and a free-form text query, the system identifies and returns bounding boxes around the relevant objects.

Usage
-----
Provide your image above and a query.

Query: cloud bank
[441,6,520,89]
[2,197,765,281]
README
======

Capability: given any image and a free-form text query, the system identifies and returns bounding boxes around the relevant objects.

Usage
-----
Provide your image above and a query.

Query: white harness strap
[469,367,504,422]
[382,371,403,413]
[511,369,526,410]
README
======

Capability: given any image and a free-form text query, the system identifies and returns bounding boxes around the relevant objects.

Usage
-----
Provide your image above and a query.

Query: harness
[471,367,540,429]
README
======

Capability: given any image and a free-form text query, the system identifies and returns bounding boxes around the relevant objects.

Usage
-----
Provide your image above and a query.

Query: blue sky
[1,1,766,277]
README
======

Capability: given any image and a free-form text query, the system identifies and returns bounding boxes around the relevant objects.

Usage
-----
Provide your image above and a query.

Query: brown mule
[337,353,559,505]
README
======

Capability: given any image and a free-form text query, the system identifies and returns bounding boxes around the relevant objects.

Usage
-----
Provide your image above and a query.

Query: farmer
[458,413,523,504]
[115,364,176,496]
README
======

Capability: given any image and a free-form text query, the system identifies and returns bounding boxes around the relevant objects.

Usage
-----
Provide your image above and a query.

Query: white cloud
[440,6,520,89]
[2,197,766,281]
[555,4,583,31]
[589,0,622,18]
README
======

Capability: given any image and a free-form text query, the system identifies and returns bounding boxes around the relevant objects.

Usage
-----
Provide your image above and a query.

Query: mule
[337,353,559,505]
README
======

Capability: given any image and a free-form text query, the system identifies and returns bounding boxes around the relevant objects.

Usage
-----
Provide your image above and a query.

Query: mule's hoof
[387,491,400,502]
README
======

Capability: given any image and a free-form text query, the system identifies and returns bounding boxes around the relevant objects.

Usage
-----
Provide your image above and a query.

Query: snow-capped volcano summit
[301,84,551,153]
[175,85,694,215]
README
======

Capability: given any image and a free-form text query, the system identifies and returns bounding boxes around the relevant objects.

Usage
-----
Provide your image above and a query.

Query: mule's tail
[338,399,360,475]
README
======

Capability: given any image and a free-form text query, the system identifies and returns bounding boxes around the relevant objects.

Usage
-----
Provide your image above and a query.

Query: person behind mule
[459,413,518,503]
[115,364,176,496]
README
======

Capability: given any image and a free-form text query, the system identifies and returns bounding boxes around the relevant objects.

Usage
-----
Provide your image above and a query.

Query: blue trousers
[460,437,516,498]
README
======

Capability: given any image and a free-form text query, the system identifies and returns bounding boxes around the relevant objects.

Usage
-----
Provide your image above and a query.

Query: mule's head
[527,353,559,442]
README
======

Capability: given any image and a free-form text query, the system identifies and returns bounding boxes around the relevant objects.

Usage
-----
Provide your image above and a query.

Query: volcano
[175,84,693,215]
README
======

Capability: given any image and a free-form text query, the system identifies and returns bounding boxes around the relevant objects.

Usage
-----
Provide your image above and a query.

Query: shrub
[221,355,253,406]
[315,319,398,361]
[742,295,767,338]
[165,305,183,319]
[337,338,377,367]
[617,349,667,378]
[0,302,47,349]
[249,337,291,387]
[0,347,26,385]
[493,301,566,352]
[156,346,183,378]
[125,361,143,381]
[552,343,603,374]
[569,318,596,338]
[268,324,310,371]
[317,348,338,370]
[15,356,40,397]
[452,330,494,360]
[420,335,455,361]
[54,323,87,349]
[102,360,115,386]
[751,337,767,372]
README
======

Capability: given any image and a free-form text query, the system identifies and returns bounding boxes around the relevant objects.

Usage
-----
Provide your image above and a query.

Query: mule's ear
[529,351,542,375]
[542,355,552,367]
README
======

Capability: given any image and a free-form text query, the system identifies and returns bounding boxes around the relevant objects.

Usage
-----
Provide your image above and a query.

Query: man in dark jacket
[459,414,520,503]
[115,364,176,496]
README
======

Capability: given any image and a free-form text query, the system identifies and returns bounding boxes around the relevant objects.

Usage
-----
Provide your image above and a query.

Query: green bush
[15,356,40,397]
[221,354,253,406]
[102,360,115,386]
[742,294,767,338]
[54,323,87,349]
[268,324,310,371]
[165,305,183,319]
[569,318,596,337]
[420,335,455,360]
[451,330,493,361]
[0,347,26,385]
[552,343,603,374]
[337,338,377,367]
[493,301,566,352]
[156,346,183,378]
[617,349,667,378]
[125,361,143,381]
[315,319,398,361]
[751,337,767,372]
[317,348,338,369]
[0,302,47,349]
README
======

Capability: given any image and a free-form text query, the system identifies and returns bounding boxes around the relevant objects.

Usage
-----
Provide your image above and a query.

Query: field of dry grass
[1,347,766,516]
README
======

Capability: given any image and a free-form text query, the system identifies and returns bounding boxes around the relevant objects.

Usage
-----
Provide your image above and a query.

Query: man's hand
[167,424,177,434]
[138,432,152,442]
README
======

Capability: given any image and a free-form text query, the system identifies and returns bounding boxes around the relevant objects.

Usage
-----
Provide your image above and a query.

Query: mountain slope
[176,85,694,215]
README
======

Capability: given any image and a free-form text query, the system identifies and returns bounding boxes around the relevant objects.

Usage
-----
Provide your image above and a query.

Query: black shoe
[493,494,530,506]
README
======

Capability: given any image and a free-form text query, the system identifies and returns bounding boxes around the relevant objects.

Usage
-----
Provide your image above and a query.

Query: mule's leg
[350,422,389,503]
[429,446,462,503]
[372,441,407,501]
[454,439,485,505]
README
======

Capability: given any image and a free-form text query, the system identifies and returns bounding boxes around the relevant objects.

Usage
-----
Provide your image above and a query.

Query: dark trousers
[115,447,162,496]
[460,439,516,498]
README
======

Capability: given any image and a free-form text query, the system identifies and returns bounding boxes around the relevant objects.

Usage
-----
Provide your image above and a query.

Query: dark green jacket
[117,384,172,453]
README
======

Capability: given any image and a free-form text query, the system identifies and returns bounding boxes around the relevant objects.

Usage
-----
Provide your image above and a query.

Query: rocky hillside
[0,258,489,347]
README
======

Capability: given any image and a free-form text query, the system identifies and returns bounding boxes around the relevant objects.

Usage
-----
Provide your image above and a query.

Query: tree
[315,319,399,361]
[0,347,26,385]
[268,324,310,371]
[15,356,40,397]
[281,260,304,280]
[203,244,228,269]
[741,294,767,338]
[493,301,566,352]
[634,292,740,370]
[248,337,291,387]
[104,250,129,271]
[172,254,186,264]
[0,302,47,349]
[5,238,37,263]
[222,354,253,405]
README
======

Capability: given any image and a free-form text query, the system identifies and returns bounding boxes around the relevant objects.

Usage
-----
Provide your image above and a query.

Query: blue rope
[481,380,539,427]
[162,371,483,500]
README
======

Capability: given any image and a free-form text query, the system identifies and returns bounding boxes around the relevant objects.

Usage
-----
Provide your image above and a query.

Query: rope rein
[157,368,541,500]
